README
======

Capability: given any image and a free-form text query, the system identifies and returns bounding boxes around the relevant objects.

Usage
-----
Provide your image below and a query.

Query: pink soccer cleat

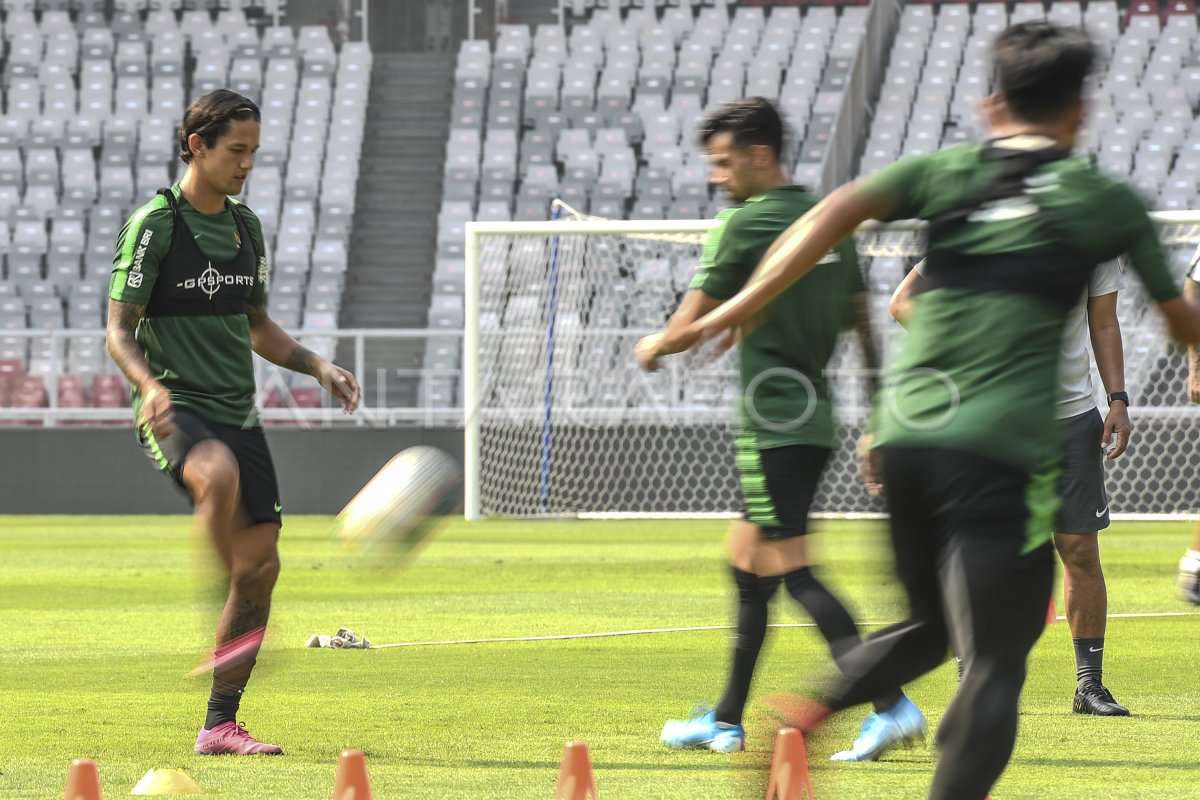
[194,721,283,755]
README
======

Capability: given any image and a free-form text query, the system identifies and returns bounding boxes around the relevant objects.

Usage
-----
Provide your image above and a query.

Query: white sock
[1180,550,1200,573]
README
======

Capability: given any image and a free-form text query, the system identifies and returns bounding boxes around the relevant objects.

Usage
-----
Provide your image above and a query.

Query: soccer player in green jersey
[106,90,361,755]
[893,258,1134,717]
[640,98,925,760]
[648,24,1200,799]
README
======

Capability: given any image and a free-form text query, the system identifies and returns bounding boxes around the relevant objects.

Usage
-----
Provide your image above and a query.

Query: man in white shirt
[891,258,1132,716]
[1179,248,1200,605]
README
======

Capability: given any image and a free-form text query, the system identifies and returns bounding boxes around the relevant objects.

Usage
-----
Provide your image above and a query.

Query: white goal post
[463,212,1200,521]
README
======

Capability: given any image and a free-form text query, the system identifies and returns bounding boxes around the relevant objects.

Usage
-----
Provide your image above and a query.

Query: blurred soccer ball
[334,446,462,560]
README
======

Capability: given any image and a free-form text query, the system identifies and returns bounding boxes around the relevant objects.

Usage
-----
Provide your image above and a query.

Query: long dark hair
[177,89,261,164]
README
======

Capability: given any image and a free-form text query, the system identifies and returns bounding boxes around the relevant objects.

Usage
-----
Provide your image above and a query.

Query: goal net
[464,208,1200,520]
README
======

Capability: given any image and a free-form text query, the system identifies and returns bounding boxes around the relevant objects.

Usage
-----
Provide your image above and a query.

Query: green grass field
[2,515,1198,799]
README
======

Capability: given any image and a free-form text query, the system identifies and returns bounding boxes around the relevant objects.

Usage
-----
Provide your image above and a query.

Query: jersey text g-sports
[110,185,269,427]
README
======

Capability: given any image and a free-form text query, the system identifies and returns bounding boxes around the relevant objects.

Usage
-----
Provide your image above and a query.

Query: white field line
[365,610,1198,649]
[577,512,1200,521]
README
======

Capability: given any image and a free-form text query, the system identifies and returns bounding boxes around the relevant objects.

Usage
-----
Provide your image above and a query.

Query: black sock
[784,567,905,714]
[714,567,780,726]
[1073,637,1104,686]
[204,689,243,730]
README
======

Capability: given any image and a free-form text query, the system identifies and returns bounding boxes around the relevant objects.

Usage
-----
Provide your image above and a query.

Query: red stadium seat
[91,374,126,398]
[0,359,22,398]
[261,386,321,427]
[92,392,127,409]
[290,388,322,408]
[59,383,94,425]
[1126,0,1161,21]
[0,358,23,378]
[9,376,48,408]
[58,374,86,394]
[59,389,87,408]
[58,374,89,418]
[1165,0,1195,14]
[91,374,128,410]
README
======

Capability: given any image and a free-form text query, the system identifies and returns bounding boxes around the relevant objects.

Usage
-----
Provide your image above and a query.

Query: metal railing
[0,328,465,428]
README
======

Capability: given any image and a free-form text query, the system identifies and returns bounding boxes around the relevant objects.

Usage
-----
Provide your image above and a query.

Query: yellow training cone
[130,769,203,796]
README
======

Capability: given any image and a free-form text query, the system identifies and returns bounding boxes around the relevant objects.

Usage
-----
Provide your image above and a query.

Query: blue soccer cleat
[830,697,927,762]
[660,707,746,753]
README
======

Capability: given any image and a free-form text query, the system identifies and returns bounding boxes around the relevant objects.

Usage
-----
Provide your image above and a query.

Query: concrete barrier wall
[0,428,465,515]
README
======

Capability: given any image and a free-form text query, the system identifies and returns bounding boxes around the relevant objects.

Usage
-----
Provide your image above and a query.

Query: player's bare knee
[1054,533,1100,573]
[258,553,281,589]
[232,554,280,596]
[185,441,241,502]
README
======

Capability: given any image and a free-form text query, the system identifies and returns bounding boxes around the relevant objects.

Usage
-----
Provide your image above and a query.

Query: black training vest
[923,142,1097,312]
[144,187,258,319]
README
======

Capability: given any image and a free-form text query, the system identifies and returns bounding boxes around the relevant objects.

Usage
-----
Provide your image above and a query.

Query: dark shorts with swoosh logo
[1055,408,1109,534]
[139,406,283,527]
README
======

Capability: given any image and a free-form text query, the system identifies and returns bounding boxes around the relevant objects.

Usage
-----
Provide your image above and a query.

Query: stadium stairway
[337,52,454,406]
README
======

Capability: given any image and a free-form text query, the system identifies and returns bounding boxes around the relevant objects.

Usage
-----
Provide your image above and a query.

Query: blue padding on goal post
[539,200,564,514]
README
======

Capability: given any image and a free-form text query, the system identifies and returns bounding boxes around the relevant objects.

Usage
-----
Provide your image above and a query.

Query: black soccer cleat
[1073,682,1131,717]
[1178,570,1200,606]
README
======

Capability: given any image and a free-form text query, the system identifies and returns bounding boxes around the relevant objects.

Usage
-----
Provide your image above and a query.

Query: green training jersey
[110,185,270,427]
[867,139,1179,477]
[691,185,865,449]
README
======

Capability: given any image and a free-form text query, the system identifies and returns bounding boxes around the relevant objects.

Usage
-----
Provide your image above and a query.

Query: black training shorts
[138,406,283,527]
[734,430,832,539]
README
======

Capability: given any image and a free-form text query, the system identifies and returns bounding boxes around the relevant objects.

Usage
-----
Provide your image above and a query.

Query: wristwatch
[1107,391,1130,407]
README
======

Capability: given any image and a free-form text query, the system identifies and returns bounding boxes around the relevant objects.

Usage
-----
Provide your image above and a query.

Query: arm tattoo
[284,343,319,376]
[106,300,152,387]
[111,300,145,332]
[247,304,321,376]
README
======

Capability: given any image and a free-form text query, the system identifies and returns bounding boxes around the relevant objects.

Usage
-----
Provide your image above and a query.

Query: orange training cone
[331,750,372,800]
[1046,595,1057,626]
[555,741,597,800]
[765,728,813,800]
[64,758,102,800]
